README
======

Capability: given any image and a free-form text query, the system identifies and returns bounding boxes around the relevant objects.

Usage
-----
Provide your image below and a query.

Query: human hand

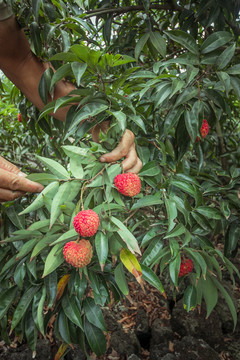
[0,157,44,203]
[91,123,142,174]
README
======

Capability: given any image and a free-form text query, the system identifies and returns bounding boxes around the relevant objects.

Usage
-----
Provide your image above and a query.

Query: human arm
[0,15,142,173]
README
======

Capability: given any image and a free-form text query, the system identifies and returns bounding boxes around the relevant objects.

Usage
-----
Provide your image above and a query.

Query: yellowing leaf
[54,343,69,360]
[56,274,70,301]
[120,249,144,291]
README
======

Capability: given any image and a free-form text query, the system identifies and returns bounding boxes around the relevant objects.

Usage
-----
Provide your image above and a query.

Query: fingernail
[18,171,27,177]
[100,157,106,162]
[37,183,44,191]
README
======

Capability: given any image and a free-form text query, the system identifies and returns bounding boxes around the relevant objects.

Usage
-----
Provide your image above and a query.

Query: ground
[0,257,239,360]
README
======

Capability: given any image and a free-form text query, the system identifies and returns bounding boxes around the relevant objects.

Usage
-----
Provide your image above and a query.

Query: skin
[0,15,142,202]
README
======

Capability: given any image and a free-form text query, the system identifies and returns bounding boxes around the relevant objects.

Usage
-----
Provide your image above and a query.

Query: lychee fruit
[17,113,22,122]
[73,209,99,237]
[114,173,141,197]
[63,239,93,268]
[196,119,209,142]
[178,258,194,277]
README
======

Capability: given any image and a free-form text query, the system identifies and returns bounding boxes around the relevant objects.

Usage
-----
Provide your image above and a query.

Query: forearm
[0,16,75,121]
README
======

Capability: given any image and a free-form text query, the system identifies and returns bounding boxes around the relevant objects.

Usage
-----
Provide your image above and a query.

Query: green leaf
[62,294,84,330]
[164,198,177,232]
[164,223,186,239]
[16,238,38,260]
[164,107,183,135]
[175,87,198,107]
[32,0,42,22]
[139,161,160,177]
[50,64,72,91]
[58,310,71,344]
[111,216,141,255]
[83,297,106,331]
[216,43,235,70]
[6,205,25,229]
[196,206,222,220]
[114,263,129,295]
[141,239,164,266]
[169,252,181,286]
[84,318,106,357]
[14,260,26,289]
[131,195,163,210]
[65,103,108,139]
[30,21,42,56]
[27,173,58,185]
[95,232,108,270]
[0,286,18,321]
[129,114,147,133]
[50,182,72,226]
[227,64,240,74]
[19,181,59,215]
[201,275,218,318]
[224,221,240,258]
[36,155,69,179]
[201,31,233,54]
[38,68,53,105]
[30,234,59,260]
[25,311,37,352]
[71,62,87,86]
[37,286,46,335]
[42,243,64,277]
[171,180,195,197]
[150,31,166,57]
[210,276,237,330]
[230,76,240,97]
[51,228,77,246]
[184,101,200,141]
[62,145,89,158]
[185,248,207,277]
[11,286,40,331]
[183,285,197,312]
[135,33,150,59]
[141,264,165,294]
[44,272,57,308]
[164,30,199,55]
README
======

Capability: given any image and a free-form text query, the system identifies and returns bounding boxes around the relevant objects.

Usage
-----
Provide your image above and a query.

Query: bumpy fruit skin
[196,119,209,142]
[63,240,93,268]
[178,258,194,277]
[114,173,141,197]
[17,113,22,122]
[73,209,99,237]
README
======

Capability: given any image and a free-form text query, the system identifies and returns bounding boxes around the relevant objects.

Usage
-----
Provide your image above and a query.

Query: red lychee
[17,113,22,122]
[114,173,141,197]
[73,209,99,237]
[196,119,209,142]
[63,239,93,268]
[178,258,194,277]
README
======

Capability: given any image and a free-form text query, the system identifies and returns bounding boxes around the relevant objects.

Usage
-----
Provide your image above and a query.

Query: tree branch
[84,3,183,18]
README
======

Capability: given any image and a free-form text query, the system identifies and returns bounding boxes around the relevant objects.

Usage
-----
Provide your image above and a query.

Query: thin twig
[83,4,183,18]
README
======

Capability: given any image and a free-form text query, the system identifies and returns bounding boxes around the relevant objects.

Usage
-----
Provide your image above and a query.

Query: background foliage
[0,0,240,358]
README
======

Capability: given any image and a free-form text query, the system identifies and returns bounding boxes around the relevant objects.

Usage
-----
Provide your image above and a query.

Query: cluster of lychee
[178,257,194,277]
[63,173,142,268]
[195,119,209,142]
[17,113,29,123]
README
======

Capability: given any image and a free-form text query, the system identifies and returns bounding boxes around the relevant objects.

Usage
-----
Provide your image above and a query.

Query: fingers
[0,156,26,176]
[91,120,110,142]
[120,143,137,171]
[0,168,44,193]
[125,158,143,174]
[0,188,25,202]
[100,129,135,163]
